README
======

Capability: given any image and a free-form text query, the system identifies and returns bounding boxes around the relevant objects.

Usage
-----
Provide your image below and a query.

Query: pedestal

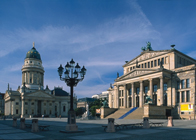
[20,118,26,129]
[13,117,17,127]
[60,110,84,133]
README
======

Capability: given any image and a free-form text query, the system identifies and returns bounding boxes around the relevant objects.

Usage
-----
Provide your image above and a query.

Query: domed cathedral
[4,43,77,118]
[21,42,44,91]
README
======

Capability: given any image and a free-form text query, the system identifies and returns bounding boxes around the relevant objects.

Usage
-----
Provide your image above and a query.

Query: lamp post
[58,59,86,132]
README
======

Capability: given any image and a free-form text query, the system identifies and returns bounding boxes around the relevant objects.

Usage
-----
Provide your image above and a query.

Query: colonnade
[110,76,167,108]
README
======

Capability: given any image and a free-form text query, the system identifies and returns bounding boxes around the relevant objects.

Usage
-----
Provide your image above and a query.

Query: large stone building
[4,43,76,118]
[108,43,196,118]
[92,91,109,100]
[0,93,5,115]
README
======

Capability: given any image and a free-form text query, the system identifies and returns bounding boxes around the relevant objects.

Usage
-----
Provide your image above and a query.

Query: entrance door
[129,97,132,107]
[153,94,157,105]
[136,96,139,107]
[38,101,41,116]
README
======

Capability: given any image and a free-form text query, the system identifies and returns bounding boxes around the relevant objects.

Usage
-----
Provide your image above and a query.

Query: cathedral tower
[21,42,44,91]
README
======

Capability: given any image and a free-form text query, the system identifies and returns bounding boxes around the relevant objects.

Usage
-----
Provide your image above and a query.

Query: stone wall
[100,107,117,119]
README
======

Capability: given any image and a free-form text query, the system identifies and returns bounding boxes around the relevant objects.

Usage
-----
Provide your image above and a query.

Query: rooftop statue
[146,41,153,51]
[141,42,153,51]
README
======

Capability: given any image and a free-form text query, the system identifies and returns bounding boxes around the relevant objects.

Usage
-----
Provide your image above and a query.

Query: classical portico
[108,43,196,119]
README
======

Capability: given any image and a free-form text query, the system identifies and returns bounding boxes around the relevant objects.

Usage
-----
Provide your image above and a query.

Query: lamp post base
[60,110,84,133]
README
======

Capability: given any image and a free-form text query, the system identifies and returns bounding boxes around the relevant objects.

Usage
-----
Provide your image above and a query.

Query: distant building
[0,93,5,114]
[77,97,97,108]
[92,91,109,100]
[4,43,76,118]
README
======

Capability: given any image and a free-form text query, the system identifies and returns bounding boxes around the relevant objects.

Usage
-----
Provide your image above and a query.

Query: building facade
[0,93,5,115]
[4,43,76,118]
[108,43,196,118]
[92,91,109,100]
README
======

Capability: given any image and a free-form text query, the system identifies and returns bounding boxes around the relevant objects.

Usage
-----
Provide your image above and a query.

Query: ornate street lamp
[58,59,86,132]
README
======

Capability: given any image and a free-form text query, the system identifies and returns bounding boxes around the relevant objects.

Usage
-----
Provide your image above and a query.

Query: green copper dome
[26,47,41,60]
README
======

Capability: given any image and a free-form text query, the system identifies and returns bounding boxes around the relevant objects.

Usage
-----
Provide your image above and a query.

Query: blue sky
[0,0,196,98]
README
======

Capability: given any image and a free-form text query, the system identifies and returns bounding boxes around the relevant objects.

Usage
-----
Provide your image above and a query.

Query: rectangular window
[144,86,148,93]
[151,61,153,67]
[177,92,180,103]
[164,83,167,91]
[136,87,140,94]
[25,102,28,105]
[179,57,181,64]
[31,102,34,105]
[63,106,66,112]
[153,85,157,92]
[186,79,190,88]
[154,60,157,67]
[50,110,52,114]
[119,91,121,97]
[145,63,146,68]
[119,99,121,106]
[32,109,34,114]
[138,65,140,68]
[129,89,132,95]
[133,66,135,69]
[44,110,46,114]
[49,103,52,106]
[148,62,150,68]
[16,102,19,105]
[181,91,185,102]
[177,81,180,89]
[122,98,124,106]
[16,109,18,114]
[181,80,185,89]
[142,64,143,68]
[186,91,190,102]
[158,59,160,66]
[162,58,164,64]
[122,90,124,97]
[25,110,28,114]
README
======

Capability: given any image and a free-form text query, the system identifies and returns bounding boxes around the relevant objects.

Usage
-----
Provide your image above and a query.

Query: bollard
[167,116,174,127]
[143,117,150,129]
[189,116,191,120]
[106,118,115,132]
[13,117,17,127]
[31,119,39,132]
[20,118,26,129]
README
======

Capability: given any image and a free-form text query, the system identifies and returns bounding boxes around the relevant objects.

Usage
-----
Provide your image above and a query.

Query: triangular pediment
[116,69,159,81]
[25,91,53,98]
[124,50,169,67]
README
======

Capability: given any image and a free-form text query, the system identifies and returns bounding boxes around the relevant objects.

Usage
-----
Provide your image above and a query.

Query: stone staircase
[105,107,144,119]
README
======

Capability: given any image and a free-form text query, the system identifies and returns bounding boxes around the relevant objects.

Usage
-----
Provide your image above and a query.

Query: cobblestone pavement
[0,118,196,140]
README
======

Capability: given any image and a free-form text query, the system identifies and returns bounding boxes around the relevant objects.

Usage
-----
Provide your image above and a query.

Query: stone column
[116,86,119,108]
[59,101,61,116]
[124,85,127,108]
[160,76,164,106]
[21,99,25,118]
[10,100,12,115]
[46,101,49,115]
[35,100,37,115]
[132,83,135,107]
[149,78,153,99]
[12,100,15,115]
[28,99,31,115]
[52,101,55,116]
[140,81,143,107]
[108,93,112,108]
